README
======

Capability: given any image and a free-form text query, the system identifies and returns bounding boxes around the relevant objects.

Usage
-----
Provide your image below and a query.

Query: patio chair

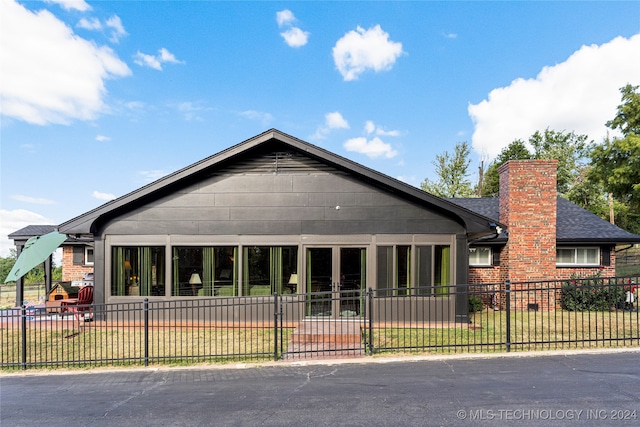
[60,285,94,321]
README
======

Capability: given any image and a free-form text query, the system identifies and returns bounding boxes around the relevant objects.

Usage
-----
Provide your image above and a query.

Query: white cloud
[105,15,127,43]
[11,195,55,205]
[325,112,350,130]
[44,0,91,12]
[332,25,404,81]
[77,17,101,31]
[443,32,457,39]
[276,10,309,48]
[134,48,183,70]
[76,15,127,43]
[365,120,401,137]
[0,209,56,257]
[344,136,398,159]
[276,10,295,27]
[92,190,115,201]
[311,111,350,140]
[239,110,273,126]
[281,27,309,48]
[0,0,131,125]
[134,52,161,70]
[469,34,640,160]
[95,134,110,142]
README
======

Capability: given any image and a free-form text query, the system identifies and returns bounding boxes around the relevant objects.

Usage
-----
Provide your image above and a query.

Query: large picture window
[377,245,451,296]
[112,247,165,296]
[556,247,600,266]
[243,246,298,296]
[172,246,237,297]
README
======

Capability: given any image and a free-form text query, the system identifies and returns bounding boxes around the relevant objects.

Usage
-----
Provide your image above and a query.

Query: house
[450,159,640,309]
[9,129,640,319]
[54,129,501,323]
[454,160,640,283]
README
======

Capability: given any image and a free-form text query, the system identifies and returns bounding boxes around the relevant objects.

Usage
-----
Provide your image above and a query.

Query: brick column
[499,160,558,310]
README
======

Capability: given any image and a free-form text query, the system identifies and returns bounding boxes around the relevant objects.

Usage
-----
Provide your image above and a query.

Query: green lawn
[1,325,293,370]
[370,309,639,355]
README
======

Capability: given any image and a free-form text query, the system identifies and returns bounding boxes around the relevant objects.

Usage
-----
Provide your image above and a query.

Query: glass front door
[306,247,366,318]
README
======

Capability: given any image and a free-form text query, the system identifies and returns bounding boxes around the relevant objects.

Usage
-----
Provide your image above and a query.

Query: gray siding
[100,151,465,236]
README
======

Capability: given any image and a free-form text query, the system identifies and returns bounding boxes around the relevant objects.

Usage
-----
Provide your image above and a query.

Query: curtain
[139,247,151,296]
[306,249,312,315]
[202,247,216,296]
[172,248,180,296]
[360,248,366,289]
[359,248,366,314]
[436,246,450,297]
[243,247,250,296]
[231,247,238,296]
[270,247,283,294]
[113,247,125,296]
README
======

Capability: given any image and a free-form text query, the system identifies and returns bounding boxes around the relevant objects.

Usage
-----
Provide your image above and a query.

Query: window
[378,245,451,296]
[469,247,492,266]
[112,247,166,296]
[243,246,298,296]
[73,246,83,265]
[377,245,410,296]
[73,245,94,266]
[85,247,94,266]
[172,246,237,297]
[556,247,600,266]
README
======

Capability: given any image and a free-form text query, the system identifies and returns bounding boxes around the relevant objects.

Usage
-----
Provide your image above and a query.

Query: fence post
[21,304,27,370]
[273,292,279,362]
[367,288,374,355]
[505,280,511,353]
[143,298,149,367]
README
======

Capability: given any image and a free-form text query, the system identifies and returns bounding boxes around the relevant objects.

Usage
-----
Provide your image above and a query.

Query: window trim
[556,246,601,267]
[84,247,94,266]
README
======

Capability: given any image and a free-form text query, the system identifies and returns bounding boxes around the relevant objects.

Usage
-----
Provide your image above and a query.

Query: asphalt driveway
[1,350,639,426]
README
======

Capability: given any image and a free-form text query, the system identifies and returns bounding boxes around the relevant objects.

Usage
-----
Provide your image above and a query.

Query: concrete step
[289,320,364,345]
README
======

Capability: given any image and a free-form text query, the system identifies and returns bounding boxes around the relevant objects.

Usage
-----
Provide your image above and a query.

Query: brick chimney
[499,160,558,283]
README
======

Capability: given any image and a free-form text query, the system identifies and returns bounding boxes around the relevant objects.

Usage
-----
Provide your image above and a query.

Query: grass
[370,309,639,355]
[1,322,293,370]
[2,308,638,370]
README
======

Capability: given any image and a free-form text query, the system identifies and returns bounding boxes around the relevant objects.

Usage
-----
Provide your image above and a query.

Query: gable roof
[8,225,57,240]
[59,129,501,238]
[8,225,91,246]
[450,197,640,244]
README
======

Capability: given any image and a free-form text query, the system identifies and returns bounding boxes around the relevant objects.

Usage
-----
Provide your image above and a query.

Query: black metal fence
[1,276,638,370]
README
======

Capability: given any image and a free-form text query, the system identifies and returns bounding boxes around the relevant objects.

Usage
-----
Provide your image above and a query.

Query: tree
[481,139,532,196]
[589,84,640,234]
[0,250,17,284]
[480,130,590,197]
[606,84,640,136]
[529,129,590,195]
[421,141,475,198]
[590,134,640,233]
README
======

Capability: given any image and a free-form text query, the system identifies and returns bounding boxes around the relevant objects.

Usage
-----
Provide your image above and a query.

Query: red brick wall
[490,160,617,310]
[499,160,558,283]
[469,266,501,284]
[61,245,94,281]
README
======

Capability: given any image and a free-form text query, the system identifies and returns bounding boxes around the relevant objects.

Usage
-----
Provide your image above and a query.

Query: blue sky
[1,0,639,257]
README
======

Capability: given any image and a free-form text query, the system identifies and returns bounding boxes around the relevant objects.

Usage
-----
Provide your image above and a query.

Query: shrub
[560,275,626,311]
[468,295,483,313]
